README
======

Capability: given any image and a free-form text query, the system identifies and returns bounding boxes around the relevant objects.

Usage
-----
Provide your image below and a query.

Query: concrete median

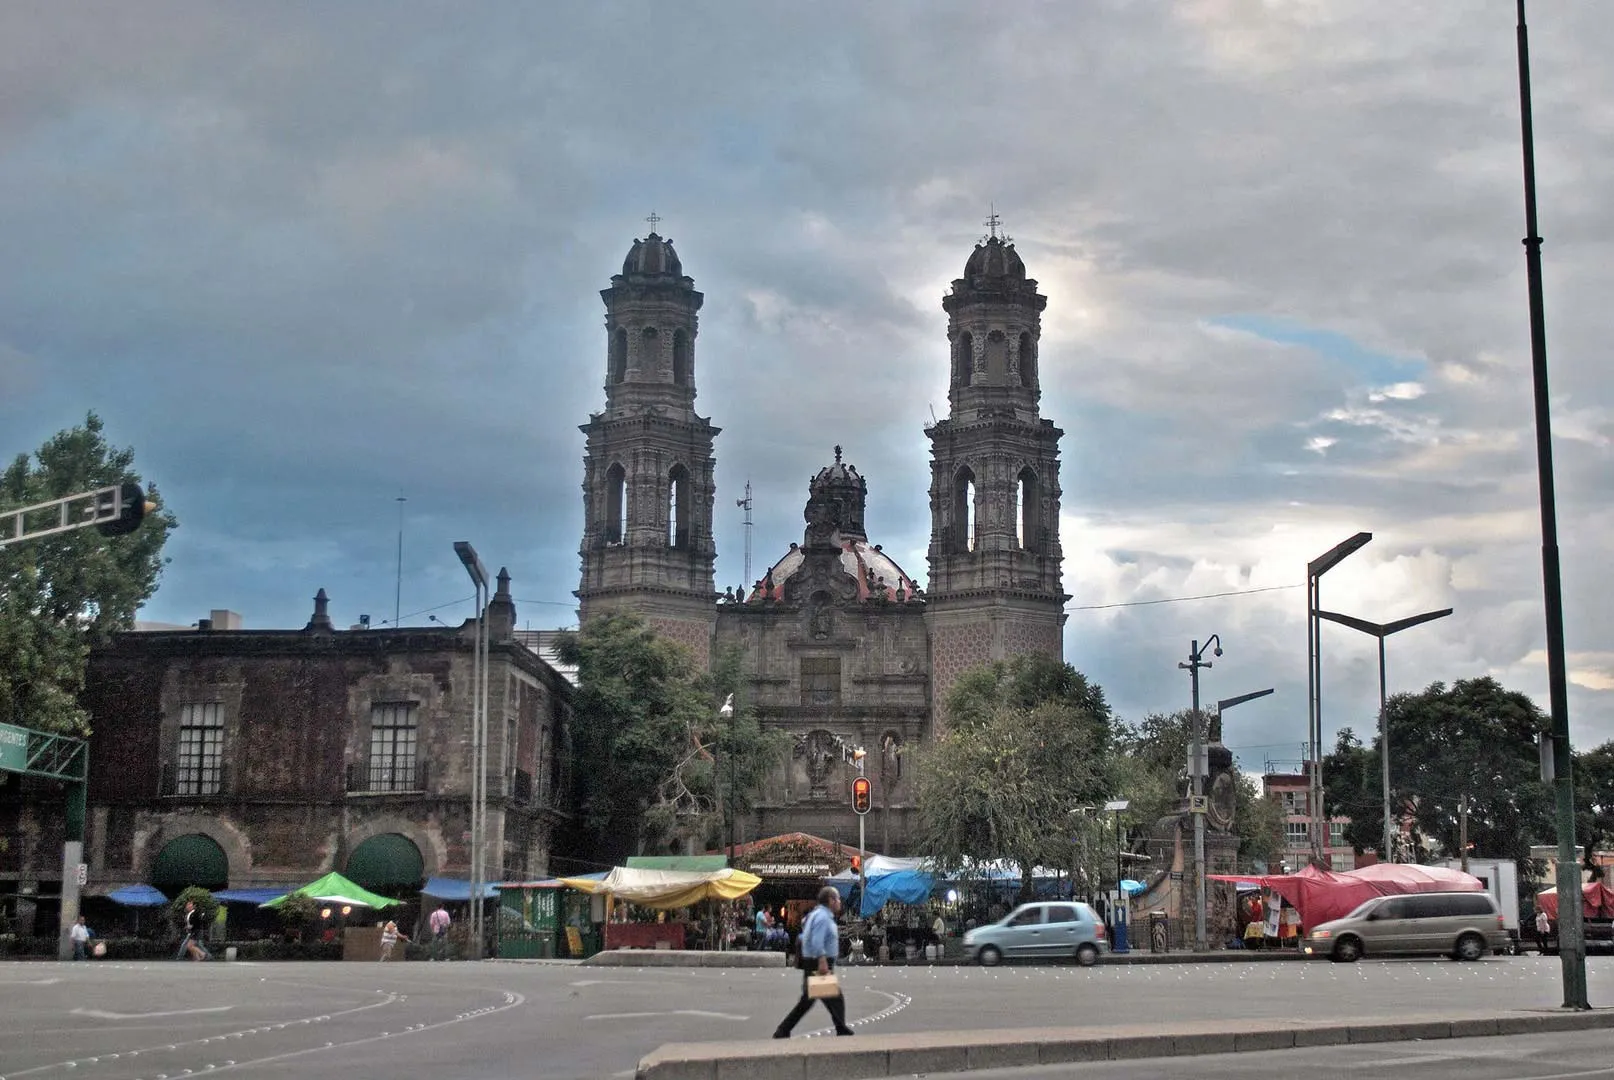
[636,1009,1614,1079]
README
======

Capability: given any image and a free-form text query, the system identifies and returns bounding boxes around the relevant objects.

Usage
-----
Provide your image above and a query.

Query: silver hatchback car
[1305,891,1509,962]
[962,901,1108,966]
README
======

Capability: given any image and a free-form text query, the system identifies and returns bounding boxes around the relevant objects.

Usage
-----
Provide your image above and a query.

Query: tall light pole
[1104,799,1130,952]
[1307,532,1372,866]
[454,541,489,960]
[1179,636,1222,951]
[1316,607,1452,863]
[718,694,735,865]
[1514,0,1586,1012]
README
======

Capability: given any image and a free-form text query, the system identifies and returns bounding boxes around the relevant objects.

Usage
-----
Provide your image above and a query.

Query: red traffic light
[851,776,871,815]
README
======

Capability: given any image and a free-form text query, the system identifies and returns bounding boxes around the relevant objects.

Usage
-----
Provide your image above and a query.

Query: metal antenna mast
[736,480,754,586]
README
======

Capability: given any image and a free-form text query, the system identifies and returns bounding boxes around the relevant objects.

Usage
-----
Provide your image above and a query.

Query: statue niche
[794,729,841,798]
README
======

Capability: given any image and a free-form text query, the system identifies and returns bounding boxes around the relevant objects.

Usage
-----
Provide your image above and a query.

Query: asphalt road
[964,1028,1614,1080]
[2,955,1611,1080]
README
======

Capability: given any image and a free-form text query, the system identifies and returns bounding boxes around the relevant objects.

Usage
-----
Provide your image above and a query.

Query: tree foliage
[553,612,785,866]
[1113,709,1282,872]
[914,655,1112,892]
[0,414,175,735]
[1323,676,1553,871]
[1573,740,1614,879]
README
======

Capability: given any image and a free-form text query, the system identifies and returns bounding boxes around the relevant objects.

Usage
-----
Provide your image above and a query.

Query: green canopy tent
[259,871,401,910]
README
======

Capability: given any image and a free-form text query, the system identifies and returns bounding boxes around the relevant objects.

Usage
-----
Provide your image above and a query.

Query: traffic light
[96,483,156,537]
[851,775,871,815]
[850,855,861,874]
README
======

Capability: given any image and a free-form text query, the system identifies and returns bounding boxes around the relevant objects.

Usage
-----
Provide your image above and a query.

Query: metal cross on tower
[645,210,662,231]
[984,206,1002,238]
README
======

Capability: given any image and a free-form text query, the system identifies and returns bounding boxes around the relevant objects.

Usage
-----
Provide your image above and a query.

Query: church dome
[963,235,1025,283]
[621,233,683,278]
[750,538,921,605]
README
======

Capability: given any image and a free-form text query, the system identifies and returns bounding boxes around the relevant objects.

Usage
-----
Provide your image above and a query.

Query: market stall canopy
[558,867,761,909]
[107,884,169,907]
[1208,863,1483,928]
[421,876,500,901]
[859,869,935,917]
[625,855,728,872]
[213,887,288,905]
[1535,881,1614,920]
[259,871,401,909]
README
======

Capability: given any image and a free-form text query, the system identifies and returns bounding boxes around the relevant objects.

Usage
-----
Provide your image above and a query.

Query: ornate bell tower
[924,224,1068,714]
[577,224,718,663]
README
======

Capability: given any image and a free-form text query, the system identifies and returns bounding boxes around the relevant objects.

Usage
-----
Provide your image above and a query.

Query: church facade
[576,228,1070,853]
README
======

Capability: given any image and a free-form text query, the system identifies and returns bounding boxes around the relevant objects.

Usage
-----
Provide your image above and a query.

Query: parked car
[962,901,1107,966]
[1304,891,1510,963]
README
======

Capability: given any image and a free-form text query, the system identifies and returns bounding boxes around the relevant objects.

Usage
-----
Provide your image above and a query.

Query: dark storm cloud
[4,1,1614,756]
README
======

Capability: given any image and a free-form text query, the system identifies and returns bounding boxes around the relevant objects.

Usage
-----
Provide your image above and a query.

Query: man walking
[70,916,91,961]
[773,886,854,1039]
[429,903,451,960]
[178,900,209,961]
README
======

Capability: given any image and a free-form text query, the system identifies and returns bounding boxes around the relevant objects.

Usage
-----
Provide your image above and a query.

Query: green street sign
[0,722,28,773]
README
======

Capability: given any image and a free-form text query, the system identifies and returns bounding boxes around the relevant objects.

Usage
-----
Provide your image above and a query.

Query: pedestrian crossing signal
[851,775,871,815]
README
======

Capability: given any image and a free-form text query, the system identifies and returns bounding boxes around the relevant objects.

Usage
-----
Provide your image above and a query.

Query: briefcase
[806,973,841,999]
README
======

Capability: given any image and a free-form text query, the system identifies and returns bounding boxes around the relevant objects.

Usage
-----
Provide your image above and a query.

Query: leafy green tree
[168,886,219,936]
[275,892,321,941]
[553,612,785,865]
[1384,676,1553,872]
[1573,741,1614,879]
[914,656,1112,896]
[1113,709,1282,872]
[0,414,174,735]
[1321,728,1386,856]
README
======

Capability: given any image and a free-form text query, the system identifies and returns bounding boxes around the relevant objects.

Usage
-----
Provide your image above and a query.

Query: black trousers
[774,962,849,1036]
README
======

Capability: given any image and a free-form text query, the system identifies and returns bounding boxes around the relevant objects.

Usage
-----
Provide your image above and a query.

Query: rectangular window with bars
[176,702,224,795]
[368,703,418,792]
[799,657,841,707]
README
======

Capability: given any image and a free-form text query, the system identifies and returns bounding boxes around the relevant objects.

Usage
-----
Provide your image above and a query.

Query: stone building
[11,574,573,904]
[576,226,1070,853]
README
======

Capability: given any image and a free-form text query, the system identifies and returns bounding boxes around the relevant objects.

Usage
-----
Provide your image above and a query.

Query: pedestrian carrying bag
[806,973,840,999]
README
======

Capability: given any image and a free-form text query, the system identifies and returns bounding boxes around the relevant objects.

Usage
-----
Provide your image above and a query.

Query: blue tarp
[107,884,169,907]
[422,876,500,900]
[859,870,935,917]
[214,888,288,905]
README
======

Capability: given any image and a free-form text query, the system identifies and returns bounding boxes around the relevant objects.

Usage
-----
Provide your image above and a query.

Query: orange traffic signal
[851,775,871,815]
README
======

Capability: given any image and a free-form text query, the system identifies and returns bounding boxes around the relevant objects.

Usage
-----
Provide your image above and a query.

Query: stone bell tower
[924,223,1068,715]
[576,224,718,663]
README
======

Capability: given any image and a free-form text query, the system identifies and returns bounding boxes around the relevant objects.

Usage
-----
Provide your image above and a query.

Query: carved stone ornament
[794,729,840,797]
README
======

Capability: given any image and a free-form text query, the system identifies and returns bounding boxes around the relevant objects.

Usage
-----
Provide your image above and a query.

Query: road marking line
[584,1010,749,1021]
[73,1007,234,1021]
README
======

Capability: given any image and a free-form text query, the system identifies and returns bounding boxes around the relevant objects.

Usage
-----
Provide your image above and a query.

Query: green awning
[624,855,729,872]
[260,871,399,910]
[345,833,424,889]
[151,834,229,890]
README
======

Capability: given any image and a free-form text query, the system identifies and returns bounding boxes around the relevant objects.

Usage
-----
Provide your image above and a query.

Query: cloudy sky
[5,1,1613,769]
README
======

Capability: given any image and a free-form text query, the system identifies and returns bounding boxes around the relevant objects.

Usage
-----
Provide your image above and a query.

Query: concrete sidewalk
[635,1008,1614,1080]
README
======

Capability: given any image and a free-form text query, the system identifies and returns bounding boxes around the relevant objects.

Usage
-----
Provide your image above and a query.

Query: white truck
[1441,857,1520,952]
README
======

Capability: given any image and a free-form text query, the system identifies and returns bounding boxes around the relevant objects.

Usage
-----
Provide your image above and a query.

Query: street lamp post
[1104,799,1130,952]
[718,694,735,865]
[1316,607,1452,863]
[1307,532,1372,866]
[1514,0,1587,1011]
[1179,636,1222,951]
[454,541,490,961]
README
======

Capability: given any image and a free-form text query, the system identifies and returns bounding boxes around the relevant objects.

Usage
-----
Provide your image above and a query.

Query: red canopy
[1208,864,1483,930]
[1535,881,1614,920]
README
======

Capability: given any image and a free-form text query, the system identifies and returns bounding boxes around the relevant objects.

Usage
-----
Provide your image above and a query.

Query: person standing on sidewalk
[773,887,854,1039]
[429,903,451,960]
[70,916,92,961]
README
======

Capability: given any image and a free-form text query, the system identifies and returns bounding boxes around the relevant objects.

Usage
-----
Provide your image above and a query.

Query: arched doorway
[151,834,229,893]
[345,832,425,895]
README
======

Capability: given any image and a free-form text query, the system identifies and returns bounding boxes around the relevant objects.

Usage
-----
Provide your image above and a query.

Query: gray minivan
[962,901,1107,966]
[1305,891,1509,962]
